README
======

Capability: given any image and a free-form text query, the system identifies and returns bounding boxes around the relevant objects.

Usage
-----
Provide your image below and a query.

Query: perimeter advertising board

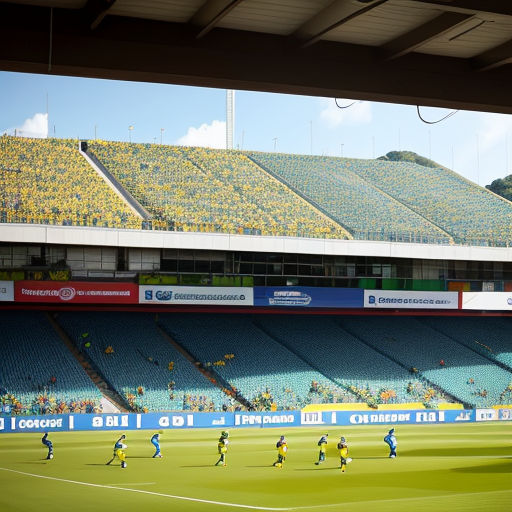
[139,286,253,306]
[2,409,495,433]
[364,290,459,309]
[14,281,138,304]
[462,292,512,310]
[254,287,363,308]
[0,280,14,301]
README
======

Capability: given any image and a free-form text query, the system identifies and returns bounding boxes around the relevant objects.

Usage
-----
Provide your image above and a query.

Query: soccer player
[384,428,397,458]
[337,436,349,473]
[151,432,163,458]
[106,434,127,468]
[41,432,53,460]
[215,431,229,466]
[315,434,328,465]
[273,436,288,468]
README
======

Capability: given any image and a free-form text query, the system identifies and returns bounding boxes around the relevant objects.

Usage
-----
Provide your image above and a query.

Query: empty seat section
[0,311,102,414]
[421,316,512,373]
[256,315,448,406]
[56,312,227,412]
[158,314,343,409]
[341,316,512,407]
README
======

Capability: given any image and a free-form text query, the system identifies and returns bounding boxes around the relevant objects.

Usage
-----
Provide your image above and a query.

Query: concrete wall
[1,223,512,262]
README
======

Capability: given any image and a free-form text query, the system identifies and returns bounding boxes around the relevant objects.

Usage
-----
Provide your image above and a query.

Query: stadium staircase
[79,144,151,221]
[47,313,132,412]
[156,321,251,410]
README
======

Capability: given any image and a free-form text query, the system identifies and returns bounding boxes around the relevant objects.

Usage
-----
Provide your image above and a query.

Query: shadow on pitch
[351,457,388,460]
[405,447,512,457]
[452,460,512,474]
[295,467,342,471]
[180,465,220,468]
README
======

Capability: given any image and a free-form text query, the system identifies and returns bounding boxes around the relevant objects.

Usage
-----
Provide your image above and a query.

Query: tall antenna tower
[226,89,235,150]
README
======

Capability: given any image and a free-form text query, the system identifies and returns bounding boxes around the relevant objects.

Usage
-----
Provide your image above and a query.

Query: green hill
[378,150,441,169]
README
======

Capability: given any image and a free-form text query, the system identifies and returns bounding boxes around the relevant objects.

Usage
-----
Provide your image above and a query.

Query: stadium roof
[1,0,511,114]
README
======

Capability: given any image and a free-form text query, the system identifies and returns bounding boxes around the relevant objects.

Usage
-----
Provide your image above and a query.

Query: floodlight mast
[226,89,234,150]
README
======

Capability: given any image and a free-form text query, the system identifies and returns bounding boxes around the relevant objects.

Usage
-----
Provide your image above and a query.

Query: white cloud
[7,113,48,138]
[176,120,226,149]
[319,98,372,128]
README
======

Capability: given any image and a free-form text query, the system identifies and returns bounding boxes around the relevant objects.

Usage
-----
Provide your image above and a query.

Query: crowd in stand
[0,136,141,229]
[0,392,101,415]
[339,156,512,246]
[249,152,451,244]
[87,140,348,239]
[4,135,512,246]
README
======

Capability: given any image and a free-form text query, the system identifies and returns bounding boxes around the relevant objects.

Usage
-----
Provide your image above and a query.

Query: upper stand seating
[0,136,141,229]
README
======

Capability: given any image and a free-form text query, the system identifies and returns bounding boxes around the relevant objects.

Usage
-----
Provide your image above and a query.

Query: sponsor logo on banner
[254,287,363,308]
[15,281,138,304]
[476,409,498,421]
[455,411,472,421]
[158,415,194,428]
[301,412,324,425]
[14,418,64,430]
[270,290,312,306]
[462,292,512,311]
[0,281,14,301]
[235,414,295,426]
[92,415,129,428]
[364,290,458,309]
[139,286,253,306]
[0,418,4,431]
[498,409,511,421]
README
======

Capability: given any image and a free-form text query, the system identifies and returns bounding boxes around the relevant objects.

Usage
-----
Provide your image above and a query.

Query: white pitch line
[0,468,289,511]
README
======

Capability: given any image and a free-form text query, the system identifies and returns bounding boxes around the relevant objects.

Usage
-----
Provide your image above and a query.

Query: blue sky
[1,71,511,187]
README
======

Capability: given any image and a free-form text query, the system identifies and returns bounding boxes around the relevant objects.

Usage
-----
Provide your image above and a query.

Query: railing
[2,217,512,248]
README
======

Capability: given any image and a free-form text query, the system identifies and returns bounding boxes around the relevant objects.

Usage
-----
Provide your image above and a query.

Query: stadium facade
[1,136,512,421]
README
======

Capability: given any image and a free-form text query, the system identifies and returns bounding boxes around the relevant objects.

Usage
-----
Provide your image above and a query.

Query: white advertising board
[462,292,512,310]
[139,286,253,306]
[0,281,14,301]
[364,290,458,309]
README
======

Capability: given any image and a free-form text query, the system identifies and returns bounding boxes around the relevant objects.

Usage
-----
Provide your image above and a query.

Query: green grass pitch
[0,423,511,512]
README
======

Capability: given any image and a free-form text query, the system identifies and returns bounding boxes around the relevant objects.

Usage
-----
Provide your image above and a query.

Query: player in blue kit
[151,432,163,458]
[384,428,397,458]
[41,432,53,460]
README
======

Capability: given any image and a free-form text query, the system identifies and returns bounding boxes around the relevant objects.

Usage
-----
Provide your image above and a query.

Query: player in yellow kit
[337,436,349,473]
[215,431,229,466]
[273,436,288,468]
[106,434,127,469]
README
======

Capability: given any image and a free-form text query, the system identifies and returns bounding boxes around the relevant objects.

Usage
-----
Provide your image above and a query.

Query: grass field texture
[0,423,511,512]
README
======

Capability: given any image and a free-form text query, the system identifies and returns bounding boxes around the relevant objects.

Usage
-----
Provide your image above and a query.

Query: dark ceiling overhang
[0,1,511,114]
